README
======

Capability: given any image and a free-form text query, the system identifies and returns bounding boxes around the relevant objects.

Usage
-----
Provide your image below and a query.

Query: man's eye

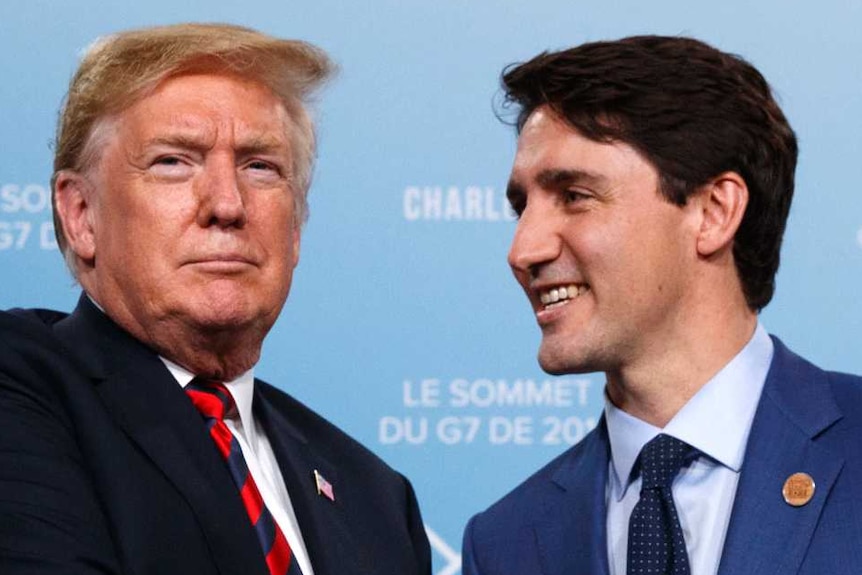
[154,156,183,166]
[149,156,193,178]
[247,160,277,172]
[562,189,588,204]
[244,161,286,186]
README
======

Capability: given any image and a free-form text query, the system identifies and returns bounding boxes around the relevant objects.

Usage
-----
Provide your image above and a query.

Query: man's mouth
[538,284,590,310]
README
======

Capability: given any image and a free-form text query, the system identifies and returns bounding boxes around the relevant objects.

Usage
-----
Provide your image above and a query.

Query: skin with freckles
[507,107,756,426]
[53,73,300,380]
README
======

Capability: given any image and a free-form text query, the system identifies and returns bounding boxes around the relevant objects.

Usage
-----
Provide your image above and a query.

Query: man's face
[79,73,299,346]
[507,107,700,376]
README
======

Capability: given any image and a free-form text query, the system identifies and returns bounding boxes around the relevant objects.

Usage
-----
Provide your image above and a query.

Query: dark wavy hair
[501,35,797,311]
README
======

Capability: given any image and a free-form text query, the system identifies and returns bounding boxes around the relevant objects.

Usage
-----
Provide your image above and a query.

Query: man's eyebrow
[234,135,290,156]
[143,133,210,150]
[139,133,289,156]
[536,168,608,189]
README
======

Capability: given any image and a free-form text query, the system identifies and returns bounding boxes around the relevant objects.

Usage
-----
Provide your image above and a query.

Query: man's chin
[183,308,269,334]
[178,289,282,331]
[537,344,594,376]
[537,351,569,376]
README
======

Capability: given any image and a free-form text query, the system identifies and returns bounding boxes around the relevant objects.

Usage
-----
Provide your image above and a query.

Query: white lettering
[484,187,502,221]
[40,221,58,250]
[447,378,592,408]
[423,186,442,220]
[464,186,483,220]
[0,184,50,214]
[402,379,441,407]
[0,221,32,250]
[488,416,533,445]
[541,416,598,445]
[403,186,421,221]
[378,416,428,445]
[436,416,481,445]
[0,184,19,212]
[402,185,515,222]
[444,187,463,220]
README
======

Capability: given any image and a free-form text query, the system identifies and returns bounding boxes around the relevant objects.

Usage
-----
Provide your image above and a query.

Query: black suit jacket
[0,296,431,575]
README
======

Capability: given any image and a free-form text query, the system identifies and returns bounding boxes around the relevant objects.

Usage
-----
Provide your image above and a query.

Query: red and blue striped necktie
[186,379,304,575]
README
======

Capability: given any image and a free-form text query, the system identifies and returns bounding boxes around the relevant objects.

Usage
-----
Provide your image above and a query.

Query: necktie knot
[186,378,236,421]
[637,434,696,491]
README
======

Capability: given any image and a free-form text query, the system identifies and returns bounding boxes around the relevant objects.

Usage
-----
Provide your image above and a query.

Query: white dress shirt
[605,323,774,575]
[161,358,315,575]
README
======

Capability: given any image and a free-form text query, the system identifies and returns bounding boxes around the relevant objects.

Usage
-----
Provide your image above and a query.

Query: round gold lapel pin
[782,472,815,507]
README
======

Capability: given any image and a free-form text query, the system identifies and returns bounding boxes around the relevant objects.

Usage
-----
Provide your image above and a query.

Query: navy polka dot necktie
[627,433,697,575]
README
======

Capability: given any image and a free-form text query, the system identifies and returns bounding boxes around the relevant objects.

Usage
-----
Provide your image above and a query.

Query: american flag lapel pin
[314,469,335,502]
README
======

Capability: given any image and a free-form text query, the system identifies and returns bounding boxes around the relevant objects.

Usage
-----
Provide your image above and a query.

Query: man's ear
[291,223,301,269]
[694,171,748,257]
[54,170,97,262]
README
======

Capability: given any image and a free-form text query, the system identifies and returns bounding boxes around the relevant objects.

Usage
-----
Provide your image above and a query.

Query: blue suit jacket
[0,296,431,575]
[463,337,862,575]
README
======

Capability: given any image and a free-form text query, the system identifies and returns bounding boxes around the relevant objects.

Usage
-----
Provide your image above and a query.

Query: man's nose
[507,202,561,277]
[197,156,248,228]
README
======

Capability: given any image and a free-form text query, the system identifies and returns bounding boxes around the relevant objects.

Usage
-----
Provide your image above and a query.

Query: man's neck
[605,309,758,428]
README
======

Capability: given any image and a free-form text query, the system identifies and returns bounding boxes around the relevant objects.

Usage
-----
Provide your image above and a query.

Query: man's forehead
[510,109,651,186]
[510,112,592,181]
[113,74,291,148]
[130,117,288,145]
[135,72,282,111]
[512,109,581,165]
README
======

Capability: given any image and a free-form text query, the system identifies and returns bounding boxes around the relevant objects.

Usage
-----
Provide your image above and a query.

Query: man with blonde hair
[0,23,430,575]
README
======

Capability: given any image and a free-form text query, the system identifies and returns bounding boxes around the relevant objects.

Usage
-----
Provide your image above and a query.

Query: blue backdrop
[2,2,861,573]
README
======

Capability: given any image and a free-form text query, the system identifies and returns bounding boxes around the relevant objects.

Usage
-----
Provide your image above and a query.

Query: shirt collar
[605,323,773,500]
[160,357,256,427]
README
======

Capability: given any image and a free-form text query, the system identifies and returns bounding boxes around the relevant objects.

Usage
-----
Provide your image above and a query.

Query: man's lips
[184,255,257,270]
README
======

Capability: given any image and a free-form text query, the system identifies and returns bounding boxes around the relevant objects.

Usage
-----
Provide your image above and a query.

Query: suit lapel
[534,419,611,575]
[254,387,366,575]
[55,296,269,575]
[718,338,844,575]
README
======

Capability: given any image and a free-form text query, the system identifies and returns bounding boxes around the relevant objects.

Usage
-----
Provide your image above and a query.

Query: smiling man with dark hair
[463,35,862,575]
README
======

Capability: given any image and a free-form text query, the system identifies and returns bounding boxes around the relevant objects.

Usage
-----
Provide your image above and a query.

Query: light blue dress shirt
[605,323,774,575]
